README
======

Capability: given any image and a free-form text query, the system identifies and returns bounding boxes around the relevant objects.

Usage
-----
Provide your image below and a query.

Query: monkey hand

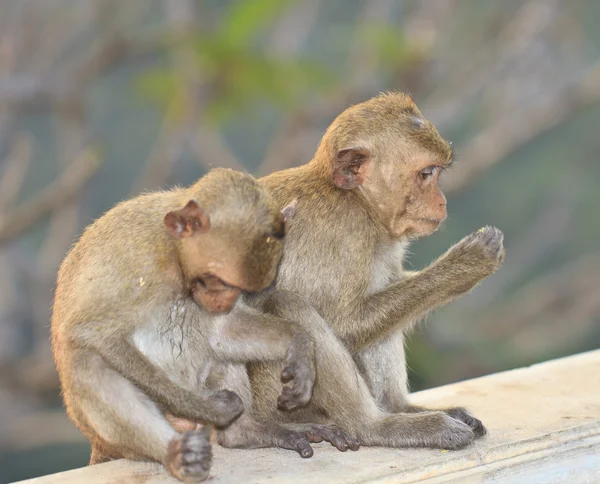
[277,332,316,411]
[205,390,244,427]
[167,427,212,482]
[439,226,505,283]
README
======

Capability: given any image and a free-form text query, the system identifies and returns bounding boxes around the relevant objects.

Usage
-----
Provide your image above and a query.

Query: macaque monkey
[51,168,356,483]
[245,92,505,449]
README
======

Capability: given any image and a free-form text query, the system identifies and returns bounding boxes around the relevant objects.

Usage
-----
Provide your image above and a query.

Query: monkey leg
[355,330,409,411]
[68,349,212,482]
[255,292,475,450]
[216,364,357,456]
[355,331,487,438]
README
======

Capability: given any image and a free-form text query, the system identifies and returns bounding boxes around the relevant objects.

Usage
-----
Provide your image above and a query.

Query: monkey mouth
[196,273,242,292]
[407,218,445,237]
[192,274,244,314]
[417,218,444,225]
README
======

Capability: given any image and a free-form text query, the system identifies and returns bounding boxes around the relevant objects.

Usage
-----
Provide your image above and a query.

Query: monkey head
[164,169,296,313]
[318,92,453,239]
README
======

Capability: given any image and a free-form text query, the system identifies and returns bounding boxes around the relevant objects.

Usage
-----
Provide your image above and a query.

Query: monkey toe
[305,425,360,452]
[273,430,315,458]
[297,441,314,458]
[167,430,212,482]
[446,407,487,438]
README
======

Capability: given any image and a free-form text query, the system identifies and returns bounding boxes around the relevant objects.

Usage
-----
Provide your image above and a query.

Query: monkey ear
[332,147,371,190]
[164,200,211,239]
[281,199,297,222]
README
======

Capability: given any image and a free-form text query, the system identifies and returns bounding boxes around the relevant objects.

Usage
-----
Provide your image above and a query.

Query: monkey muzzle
[192,274,242,314]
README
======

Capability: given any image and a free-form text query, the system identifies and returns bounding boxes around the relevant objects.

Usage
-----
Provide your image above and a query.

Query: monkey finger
[280,365,295,383]
[277,387,295,411]
[295,440,314,458]
[477,226,503,248]
[291,382,312,406]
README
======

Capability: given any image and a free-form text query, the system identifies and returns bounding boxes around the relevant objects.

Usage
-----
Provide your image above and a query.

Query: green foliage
[136,0,335,124]
[359,23,410,66]
[135,68,180,113]
[221,0,291,48]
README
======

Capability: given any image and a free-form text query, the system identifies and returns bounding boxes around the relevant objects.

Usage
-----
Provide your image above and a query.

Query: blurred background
[0,0,599,482]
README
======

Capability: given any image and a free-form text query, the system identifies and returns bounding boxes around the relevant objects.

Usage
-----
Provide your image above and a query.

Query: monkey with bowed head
[51,168,357,483]
[245,92,505,450]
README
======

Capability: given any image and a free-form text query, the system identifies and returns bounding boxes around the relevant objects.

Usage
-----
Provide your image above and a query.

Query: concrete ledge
[18,350,600,483]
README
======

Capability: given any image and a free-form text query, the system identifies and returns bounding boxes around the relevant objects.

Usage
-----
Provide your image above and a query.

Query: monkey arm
[74,329,244,427]
[211,305,316,411]
[346,227,505,352]
[209,307,299,363]
[349,269,454,350]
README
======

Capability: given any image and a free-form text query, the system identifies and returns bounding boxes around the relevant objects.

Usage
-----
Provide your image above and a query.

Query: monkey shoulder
[259,166,322,207]
[55,190,184,320]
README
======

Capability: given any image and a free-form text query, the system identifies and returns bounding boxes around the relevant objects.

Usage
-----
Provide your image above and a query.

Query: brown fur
[246,92,504,449]
[51,168,356,482]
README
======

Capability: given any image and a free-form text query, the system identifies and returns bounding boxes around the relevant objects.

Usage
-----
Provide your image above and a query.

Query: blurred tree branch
[442,60,600,194]
[479,254,600,355]
[2,410,86,452]
[461,190,576,308]
[0,148,101,244]
[0,33,163,113]
[1,0,600,456]
[0,133,32,213]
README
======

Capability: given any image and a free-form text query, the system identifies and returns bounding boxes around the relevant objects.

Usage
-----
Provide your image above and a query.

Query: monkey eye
[420,166,438,180]
[272,221,285,240]
[266,221,285,242]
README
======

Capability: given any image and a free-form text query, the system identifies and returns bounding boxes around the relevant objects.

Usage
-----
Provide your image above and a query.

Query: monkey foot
[167,429,212,483]
[303,424,360,452]
[432,413,476,450]
[445,407,487,438]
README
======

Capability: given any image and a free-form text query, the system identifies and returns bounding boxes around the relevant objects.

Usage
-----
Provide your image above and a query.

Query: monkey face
[387,158,450,239]
[196,199,296,301]
[349,146,450,240]
[163,169,297,314]
[177,219,288,313]
[326,92,453,240]
[164,170,296,314]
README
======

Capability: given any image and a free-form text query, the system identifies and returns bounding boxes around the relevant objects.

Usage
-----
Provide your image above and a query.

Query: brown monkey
[245,92,504,449]
[51,168,356,483]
